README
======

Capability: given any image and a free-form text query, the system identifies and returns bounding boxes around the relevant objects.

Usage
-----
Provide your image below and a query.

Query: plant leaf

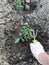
[19,32,22,36]
[21,38,25,42]
[15,38,20,43]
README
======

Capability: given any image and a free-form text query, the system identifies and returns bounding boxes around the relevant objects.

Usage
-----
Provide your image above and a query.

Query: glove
[30,40,45,63]
[25,4,30,10]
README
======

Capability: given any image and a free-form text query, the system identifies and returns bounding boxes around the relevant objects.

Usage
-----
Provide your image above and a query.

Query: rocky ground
[0,0,49,65]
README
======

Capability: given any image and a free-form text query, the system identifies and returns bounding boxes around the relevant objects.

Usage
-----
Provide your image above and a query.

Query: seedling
[15,25,37,43]
[16,0,23,10]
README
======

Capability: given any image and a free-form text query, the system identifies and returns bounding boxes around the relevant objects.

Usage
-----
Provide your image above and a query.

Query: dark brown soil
[5,24,49,65]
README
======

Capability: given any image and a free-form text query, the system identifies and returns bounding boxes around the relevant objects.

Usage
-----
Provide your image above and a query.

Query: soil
[5,23,49,65]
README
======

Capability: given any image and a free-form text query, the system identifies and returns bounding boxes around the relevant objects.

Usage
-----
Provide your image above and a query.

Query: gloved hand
[30,40,45,63]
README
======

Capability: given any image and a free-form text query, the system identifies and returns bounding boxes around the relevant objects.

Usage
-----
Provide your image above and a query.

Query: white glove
[25,4,30,10]
[30,40,45,62]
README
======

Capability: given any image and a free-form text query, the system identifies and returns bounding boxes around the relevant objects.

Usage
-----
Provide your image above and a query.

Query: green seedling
[15,25,37,43]
[16,0,23,10]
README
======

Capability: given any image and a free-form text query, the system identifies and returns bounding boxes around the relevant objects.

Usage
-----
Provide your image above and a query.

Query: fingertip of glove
[30,43,33,46]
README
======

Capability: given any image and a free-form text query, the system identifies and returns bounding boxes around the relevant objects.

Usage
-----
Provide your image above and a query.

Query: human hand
[30,40,45,61]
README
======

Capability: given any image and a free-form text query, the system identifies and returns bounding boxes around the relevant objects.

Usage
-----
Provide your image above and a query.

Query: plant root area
[5,24,49,65]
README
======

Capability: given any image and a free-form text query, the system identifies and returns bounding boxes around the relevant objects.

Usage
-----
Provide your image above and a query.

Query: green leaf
[15,25,37,43]
[15,38,20,43]
[19,32,22,36]
[21,38,25,42]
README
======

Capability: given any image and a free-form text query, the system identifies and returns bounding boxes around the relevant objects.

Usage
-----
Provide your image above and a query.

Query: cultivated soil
[5,23,49,65]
